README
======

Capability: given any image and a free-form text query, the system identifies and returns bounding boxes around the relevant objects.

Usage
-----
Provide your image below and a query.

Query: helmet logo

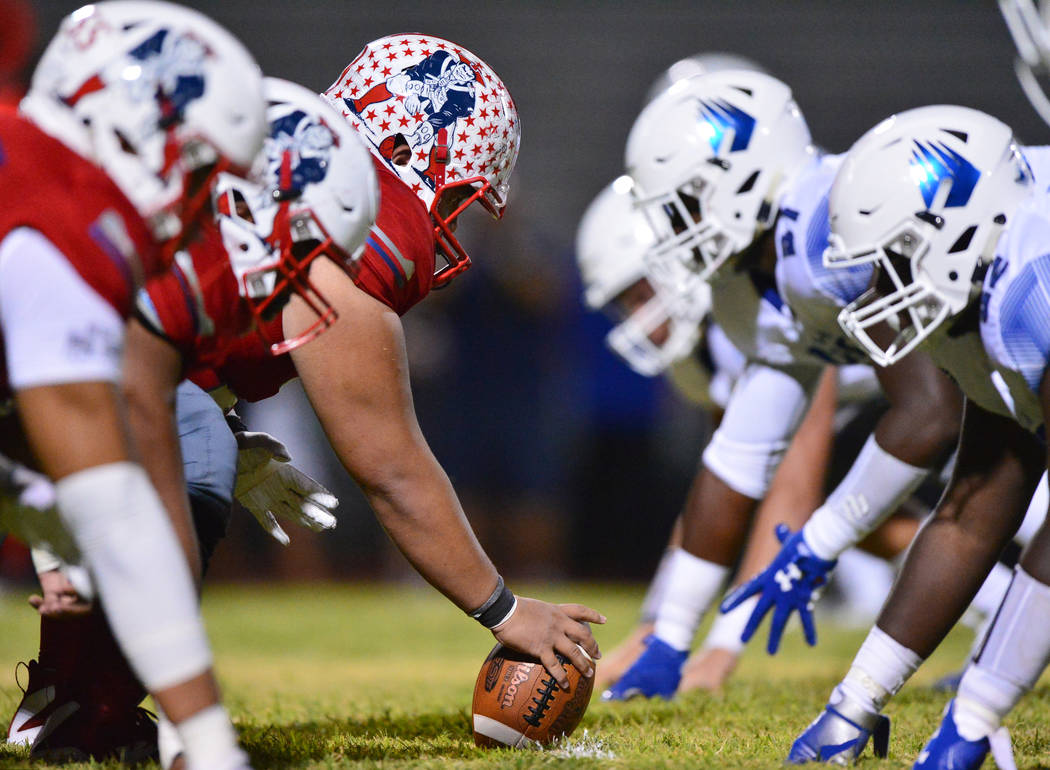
[697,99,756,154]
[343,49,478,193]
[125,30,207,126]
[265,110,337,196]
[909,140,980,209]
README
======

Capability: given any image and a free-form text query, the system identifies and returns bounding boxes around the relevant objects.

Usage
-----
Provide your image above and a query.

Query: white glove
[0,454,94,605]
[0,457,78,565]
[233,431,338,546]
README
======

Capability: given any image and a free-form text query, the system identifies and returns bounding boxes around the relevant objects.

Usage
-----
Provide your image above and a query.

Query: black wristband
[469,576,517,629]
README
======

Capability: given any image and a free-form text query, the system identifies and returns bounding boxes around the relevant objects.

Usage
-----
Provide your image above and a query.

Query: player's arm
[723,351,961,652]
[794,349,962,558]
[680,362,823,565]
[122,317,201,581]
[285,260,602,687]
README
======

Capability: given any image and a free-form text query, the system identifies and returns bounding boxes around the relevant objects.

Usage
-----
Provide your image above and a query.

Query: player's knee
[702,433,787,500]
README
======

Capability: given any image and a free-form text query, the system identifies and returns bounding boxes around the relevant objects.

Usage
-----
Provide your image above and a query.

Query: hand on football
[234,430,339,545]
[491,597,605,689]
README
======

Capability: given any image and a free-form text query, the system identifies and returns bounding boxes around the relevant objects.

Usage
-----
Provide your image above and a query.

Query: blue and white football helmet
[625,70,814,298]
[825,105,1034,366]
[576,176,710,376]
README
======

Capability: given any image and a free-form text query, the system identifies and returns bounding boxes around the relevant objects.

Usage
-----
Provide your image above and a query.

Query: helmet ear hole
[379,134,412,166]
[736,170,759,194]
[948,225,977,254]
[114,128,137,155]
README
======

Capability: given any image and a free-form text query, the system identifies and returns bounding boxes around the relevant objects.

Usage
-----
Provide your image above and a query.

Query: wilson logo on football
[500,667,531,709]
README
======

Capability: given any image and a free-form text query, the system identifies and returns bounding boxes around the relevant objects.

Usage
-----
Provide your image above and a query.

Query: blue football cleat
[788,698,890,765]
[913,700,1014,770]
[600,635,686,701]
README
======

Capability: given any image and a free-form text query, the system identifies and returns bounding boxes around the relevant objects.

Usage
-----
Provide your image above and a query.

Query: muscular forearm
[361,452,499,612]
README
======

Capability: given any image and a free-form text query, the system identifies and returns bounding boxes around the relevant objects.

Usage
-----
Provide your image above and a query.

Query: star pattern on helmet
[326,33,520,206]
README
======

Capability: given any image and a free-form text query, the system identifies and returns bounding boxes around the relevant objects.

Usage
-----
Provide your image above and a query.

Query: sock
[639,549,675,624]
[954,567,1050,740]
[652,548,729,651]
[177,704,248,770]
[801,435,928,560]
[953,694,1003,742]
[836,626,922,714]
[702,595,757,654]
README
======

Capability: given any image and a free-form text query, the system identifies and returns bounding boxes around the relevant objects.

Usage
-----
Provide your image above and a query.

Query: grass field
[0,582,1047,769]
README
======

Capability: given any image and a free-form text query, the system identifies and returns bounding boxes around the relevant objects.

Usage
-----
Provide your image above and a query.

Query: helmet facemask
[826,223,951,367]
[431,175,503,288]
[215,161,346,356]
[636,173,742,290]
[603,275,706,376]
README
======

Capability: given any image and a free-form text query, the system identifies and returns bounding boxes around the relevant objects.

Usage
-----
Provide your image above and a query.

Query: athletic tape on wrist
[469,576,517,628]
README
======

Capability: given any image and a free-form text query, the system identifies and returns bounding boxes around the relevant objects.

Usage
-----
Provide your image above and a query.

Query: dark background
[9,1,1049,585]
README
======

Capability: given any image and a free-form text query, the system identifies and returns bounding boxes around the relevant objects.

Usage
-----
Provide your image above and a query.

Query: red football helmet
[323,34,520,287]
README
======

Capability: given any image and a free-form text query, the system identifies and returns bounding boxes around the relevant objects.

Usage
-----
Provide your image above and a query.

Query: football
[471,644,595,749]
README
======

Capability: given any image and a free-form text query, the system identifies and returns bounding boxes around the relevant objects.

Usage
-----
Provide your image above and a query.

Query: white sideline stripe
[473,714,540,749]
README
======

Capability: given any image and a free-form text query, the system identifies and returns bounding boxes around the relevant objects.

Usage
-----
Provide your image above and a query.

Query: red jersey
[0,108,160,316]
[0,107,160,398]
[136,223,253,375]
[187,156,437,402]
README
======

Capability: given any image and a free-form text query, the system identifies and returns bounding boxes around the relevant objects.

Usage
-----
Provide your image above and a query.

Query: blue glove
[719,524,837,654]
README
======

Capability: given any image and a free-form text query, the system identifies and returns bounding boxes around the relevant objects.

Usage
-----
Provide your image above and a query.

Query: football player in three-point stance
[7,78,380,764]
[602,69,966,702]
[307,36,603,688]
[0,2,268,768]
[785,104,1050,770]
[12,35,604,766]
[575,175,913,694]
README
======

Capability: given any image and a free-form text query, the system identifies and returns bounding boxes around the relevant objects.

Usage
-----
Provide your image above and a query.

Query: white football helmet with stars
[323,34,520,287]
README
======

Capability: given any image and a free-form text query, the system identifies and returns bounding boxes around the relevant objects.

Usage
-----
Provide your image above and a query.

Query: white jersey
[924,146,1050,436]
[701,155,879,499]
[708,154,873,370]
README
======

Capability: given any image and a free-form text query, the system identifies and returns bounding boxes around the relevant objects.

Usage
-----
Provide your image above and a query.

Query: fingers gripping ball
[472,644,594,749]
